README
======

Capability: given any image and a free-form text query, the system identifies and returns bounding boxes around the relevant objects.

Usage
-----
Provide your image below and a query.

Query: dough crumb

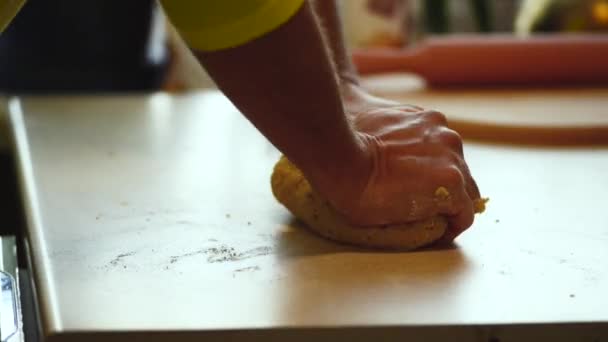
[434,186,451,200]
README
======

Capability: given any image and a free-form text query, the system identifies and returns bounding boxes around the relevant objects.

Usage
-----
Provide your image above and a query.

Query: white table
[7,91,608,341]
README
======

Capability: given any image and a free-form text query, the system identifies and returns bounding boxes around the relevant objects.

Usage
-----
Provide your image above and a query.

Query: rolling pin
[352,35,608,86]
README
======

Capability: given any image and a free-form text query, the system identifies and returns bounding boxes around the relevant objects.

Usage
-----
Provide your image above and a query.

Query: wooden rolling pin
[352,35,608,86]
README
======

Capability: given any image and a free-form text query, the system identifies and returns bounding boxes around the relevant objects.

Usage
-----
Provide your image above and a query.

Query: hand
[320,85,481,240]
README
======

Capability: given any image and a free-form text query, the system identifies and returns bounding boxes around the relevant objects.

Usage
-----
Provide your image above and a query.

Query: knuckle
[438,127,464,152]
[438,165,465,188]
[421,110,448,125]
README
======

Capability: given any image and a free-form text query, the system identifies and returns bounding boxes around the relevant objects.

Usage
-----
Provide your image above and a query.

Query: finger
[346,197,435,227]
[442,194,475,242]
[455,156,481,201]
[403,196,438,223]
[431,165,466,215]
[466,176,481,203]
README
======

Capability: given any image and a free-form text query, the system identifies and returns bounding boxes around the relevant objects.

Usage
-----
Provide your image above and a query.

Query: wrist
[338,72,363,99]
[303,131,374,212]
[338,71,360,87]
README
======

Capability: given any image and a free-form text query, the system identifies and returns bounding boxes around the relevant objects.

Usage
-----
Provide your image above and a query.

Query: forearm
[310,0,359,86]
[194,2,366,189]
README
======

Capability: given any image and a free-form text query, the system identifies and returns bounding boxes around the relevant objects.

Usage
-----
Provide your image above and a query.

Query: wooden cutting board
[364,75,608,145]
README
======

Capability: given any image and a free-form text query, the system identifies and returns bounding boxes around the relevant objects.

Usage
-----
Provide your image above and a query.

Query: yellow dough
[271,156,487,250]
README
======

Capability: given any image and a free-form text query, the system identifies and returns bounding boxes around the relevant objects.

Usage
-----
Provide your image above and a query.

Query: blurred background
[0,0,170,93]
[0,0,607,93]
[343,0,608,48]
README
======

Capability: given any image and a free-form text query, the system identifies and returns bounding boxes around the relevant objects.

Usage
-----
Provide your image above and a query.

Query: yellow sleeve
[159,0,305,52]
[0,0,26,33]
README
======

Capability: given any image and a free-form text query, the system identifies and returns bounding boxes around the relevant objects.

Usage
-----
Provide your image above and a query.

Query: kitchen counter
[7,91,608,341]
